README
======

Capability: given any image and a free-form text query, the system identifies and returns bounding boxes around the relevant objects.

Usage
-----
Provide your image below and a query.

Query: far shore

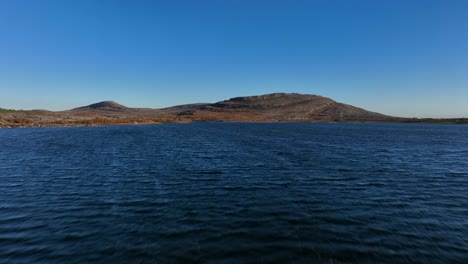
[1,119,467,129]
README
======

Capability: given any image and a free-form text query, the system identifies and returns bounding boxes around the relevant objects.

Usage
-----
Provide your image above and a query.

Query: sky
[0,0,467,118]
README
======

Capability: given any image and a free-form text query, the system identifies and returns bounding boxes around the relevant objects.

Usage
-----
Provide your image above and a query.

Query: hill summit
[74,101,128,111]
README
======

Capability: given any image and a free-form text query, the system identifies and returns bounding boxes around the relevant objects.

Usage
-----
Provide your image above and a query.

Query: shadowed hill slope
[159,103,210,114]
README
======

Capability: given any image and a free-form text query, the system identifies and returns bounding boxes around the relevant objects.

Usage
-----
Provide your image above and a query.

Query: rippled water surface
[1,123,468,263]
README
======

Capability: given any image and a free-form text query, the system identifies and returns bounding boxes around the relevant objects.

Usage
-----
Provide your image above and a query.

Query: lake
[1,123,467,263]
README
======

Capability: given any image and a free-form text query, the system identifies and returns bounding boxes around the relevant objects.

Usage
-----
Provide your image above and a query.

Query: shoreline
[1,119,467,129]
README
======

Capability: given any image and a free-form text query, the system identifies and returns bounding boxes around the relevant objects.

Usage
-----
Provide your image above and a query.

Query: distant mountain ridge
[1,93,467,128]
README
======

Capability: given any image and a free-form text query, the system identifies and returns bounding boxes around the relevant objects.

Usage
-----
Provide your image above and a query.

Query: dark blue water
[1,123,467,263]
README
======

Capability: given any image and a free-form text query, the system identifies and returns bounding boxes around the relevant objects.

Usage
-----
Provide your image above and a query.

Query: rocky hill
[173,93,388,122]
[72,101,128,111]
[0,93,466,128]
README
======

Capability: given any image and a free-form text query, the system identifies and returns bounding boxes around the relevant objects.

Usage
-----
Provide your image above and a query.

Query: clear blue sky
[1,0,467,117]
